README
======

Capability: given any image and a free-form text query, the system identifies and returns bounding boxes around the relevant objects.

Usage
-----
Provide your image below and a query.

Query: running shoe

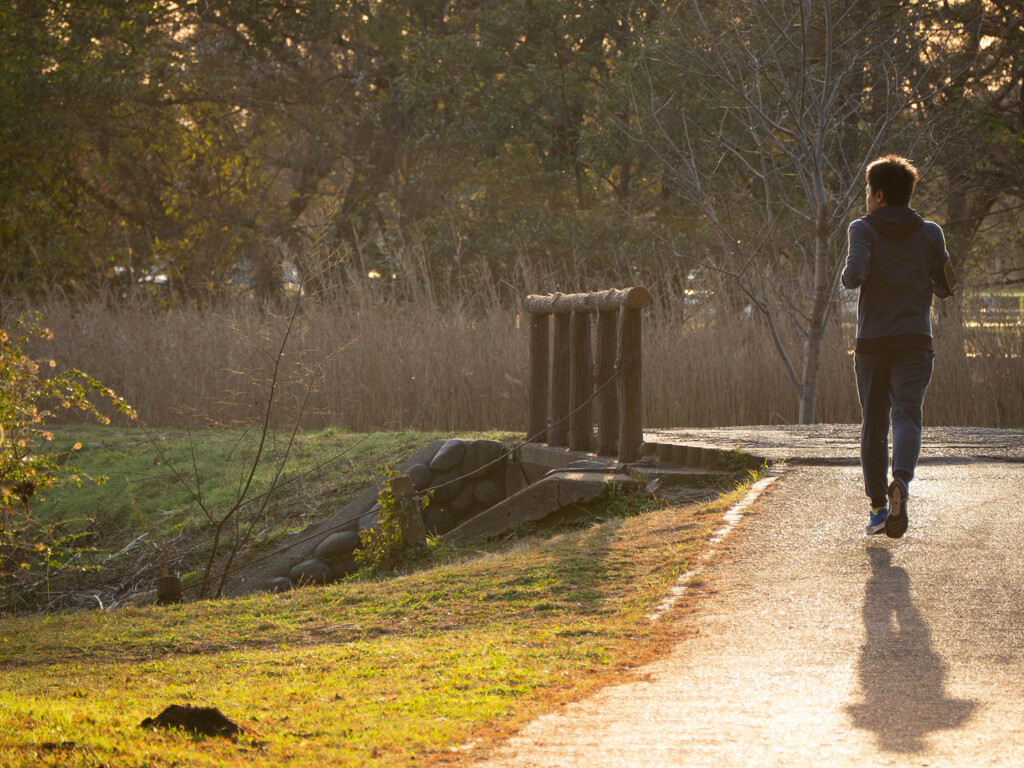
[885,478,909,538]
[866,506,889,536]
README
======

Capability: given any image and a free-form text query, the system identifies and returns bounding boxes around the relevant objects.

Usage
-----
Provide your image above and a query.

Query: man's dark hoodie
[842,206,950,353]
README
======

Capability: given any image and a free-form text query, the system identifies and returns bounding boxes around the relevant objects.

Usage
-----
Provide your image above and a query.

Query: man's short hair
[866,155,918,207]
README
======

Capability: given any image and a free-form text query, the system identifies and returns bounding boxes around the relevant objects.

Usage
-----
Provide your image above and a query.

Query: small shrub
[354,470,430,574]
[0,312,135,608]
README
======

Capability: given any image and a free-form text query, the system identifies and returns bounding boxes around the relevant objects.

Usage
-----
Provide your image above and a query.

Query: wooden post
[155,576,183,605]
[617,306,643,461]
[523,286,649,461]
[549,312,571,446]
[528,313,550,441]
[569,310,593,451]
[596,308,619,455]
[524,286,650,315]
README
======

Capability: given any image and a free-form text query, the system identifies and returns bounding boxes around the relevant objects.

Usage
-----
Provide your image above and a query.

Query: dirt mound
[140,704,242,738]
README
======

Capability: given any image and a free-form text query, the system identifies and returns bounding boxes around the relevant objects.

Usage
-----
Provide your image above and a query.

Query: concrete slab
[441,471,636,544]
[515,442,624,469]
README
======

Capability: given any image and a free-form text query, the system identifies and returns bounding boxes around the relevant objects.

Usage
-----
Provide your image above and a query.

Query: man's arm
[842,220,871,289]
[928,224,955,299]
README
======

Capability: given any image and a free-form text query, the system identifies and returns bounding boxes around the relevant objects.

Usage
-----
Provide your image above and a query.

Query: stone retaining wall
[270,438,510,591]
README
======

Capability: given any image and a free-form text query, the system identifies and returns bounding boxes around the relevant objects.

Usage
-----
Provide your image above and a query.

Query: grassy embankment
[1,427,762,767]
[19,427,460,606]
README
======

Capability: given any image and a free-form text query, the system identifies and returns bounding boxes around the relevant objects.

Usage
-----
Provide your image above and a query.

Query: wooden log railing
[525,286,650,461]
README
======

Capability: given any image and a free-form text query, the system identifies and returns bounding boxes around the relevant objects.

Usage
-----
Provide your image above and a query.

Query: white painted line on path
[647,471,783,622]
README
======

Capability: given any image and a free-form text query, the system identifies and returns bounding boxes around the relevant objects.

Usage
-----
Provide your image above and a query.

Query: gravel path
[474,427,1024,767]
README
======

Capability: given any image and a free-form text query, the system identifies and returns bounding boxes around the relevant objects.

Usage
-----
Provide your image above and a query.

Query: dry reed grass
[22,291,528,432]
[15,278,1024,432]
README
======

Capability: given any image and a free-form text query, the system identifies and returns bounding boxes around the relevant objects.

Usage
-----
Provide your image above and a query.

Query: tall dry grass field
[23,291,528,432]
[16,284,1024,432]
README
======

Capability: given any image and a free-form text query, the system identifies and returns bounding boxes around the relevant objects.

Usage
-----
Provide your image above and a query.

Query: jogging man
[842,155,955,538]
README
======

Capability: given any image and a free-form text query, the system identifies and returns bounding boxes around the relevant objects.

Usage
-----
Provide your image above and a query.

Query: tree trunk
[798,203,835,424]
[936,170,973,370]
[799,323,824,424]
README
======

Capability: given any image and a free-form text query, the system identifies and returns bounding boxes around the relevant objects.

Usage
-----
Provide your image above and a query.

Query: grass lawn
[0,428,757,767]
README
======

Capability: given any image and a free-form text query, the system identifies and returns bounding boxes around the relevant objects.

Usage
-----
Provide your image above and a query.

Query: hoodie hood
[864,206,925,239]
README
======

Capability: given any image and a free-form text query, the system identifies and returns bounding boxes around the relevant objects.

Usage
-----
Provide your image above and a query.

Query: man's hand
[933,260,956,299]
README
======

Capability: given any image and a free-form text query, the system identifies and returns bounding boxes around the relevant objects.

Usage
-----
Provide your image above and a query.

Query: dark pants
[854,348,935,505]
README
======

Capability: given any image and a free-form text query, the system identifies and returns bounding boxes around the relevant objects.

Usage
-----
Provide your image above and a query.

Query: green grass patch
[36,426,451,548]
[0,441,747,767]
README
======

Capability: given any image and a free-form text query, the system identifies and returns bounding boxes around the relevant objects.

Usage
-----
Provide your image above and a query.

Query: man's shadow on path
[846,546,976,753]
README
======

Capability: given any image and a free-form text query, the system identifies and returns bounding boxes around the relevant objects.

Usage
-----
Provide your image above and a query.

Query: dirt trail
[475,455,1024,767]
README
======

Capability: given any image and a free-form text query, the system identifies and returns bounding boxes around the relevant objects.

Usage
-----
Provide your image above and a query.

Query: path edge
[647,470,784,622]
